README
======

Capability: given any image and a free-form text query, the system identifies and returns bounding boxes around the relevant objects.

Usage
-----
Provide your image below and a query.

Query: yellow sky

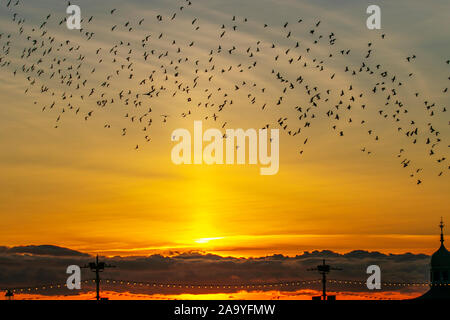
[0,112,447,256]
[0,0,449,257]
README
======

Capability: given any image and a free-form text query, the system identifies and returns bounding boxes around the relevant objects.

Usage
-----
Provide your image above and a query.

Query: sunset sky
[0,0,449,300]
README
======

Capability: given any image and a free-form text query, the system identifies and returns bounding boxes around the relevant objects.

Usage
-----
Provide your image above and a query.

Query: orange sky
[8,288,425,301]
[0,0,449,259]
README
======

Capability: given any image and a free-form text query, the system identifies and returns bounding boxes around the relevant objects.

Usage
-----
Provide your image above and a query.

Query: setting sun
[195,237,225,244]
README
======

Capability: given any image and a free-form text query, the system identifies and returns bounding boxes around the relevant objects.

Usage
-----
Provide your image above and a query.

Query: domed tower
[417,218,450,299]
[430,218,450,285]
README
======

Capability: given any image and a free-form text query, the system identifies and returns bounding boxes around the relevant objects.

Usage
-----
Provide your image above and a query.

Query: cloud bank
[0,244,430,296]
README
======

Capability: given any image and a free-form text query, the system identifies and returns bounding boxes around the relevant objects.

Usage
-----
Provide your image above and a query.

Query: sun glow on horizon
[194,237,225,244]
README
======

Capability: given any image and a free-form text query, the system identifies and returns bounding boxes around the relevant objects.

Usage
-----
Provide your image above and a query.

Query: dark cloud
[0,245,431,297]
[5,245,89,257]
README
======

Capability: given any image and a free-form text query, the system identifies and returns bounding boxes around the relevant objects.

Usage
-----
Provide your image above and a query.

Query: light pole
[83,255,115,301]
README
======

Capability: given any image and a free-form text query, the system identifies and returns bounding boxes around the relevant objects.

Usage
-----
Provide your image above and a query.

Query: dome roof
[431,244,450,268]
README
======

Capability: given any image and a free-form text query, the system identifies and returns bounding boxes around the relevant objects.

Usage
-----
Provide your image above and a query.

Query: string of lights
[3,278,448,294]
[1,279,95,293]
[101,278,323,290]
[327,279,448,287]
[101,278,449,289]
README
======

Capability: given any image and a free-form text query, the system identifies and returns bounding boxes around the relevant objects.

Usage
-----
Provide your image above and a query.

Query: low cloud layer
[0,245,430,296]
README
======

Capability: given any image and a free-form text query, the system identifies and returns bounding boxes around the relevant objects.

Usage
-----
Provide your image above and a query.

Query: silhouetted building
[5,289,14,300]
[417,218,450,299]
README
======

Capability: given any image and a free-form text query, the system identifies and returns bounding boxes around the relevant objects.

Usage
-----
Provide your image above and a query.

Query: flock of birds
[0,0,448,184]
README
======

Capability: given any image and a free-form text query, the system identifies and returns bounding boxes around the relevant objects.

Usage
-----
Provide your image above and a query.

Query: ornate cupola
[430,218,450,285]
[417,218,450,299]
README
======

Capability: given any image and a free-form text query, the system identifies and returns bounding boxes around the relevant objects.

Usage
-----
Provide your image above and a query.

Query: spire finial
[439,217,444,245]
